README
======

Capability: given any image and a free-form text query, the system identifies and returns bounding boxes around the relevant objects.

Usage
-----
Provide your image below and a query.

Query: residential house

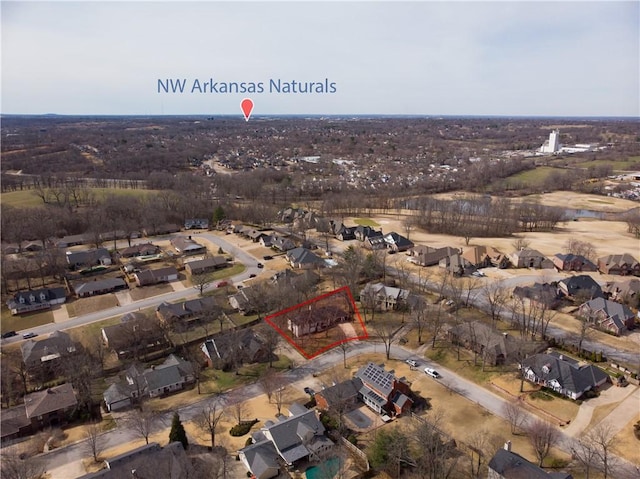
[488,442,573,479]
[103,355,194,410]
[552,254,597,272]
[142,224,181,236]
[578,297,635,335]
[270,235,296,252]
[557,275,603,300]
[21,331,78,372]
[520,351,609,400]
[354,225,383,242]
[54,234,90,248]
[120,243,160,258]
[73,278,128,298]
[603,278,640,304]
[200,329,271,369]
[597,253,640,276]
[170,236,206,255]
[134,266,179,286]
[447,321,543,366]
[462,246,510,269]
[228,287,256,314]
[513,283,561,309]
[286,247,325,269]
[184,218,209,229]
[0,406,33,443]
[364,234,388,250]
[66,248,112,269]
[102,314,170,360]
[6,287,67,315]
[259,235,273,247]
[510,249,554,269]
[355,362,413,415]
[407,245,460,267]
[246,229,270,243]
[278,207,308,223]
[77,442,193,479]
[239,403,333,477]
[315,377,363,412]
[335,225,356,241]
[24,383,78,430]
[287,305,353,337]
[439,253,472,276]
[382,232,414,252]
[156,297,218,326]
[360,282,410,311]
[184,256,228,275]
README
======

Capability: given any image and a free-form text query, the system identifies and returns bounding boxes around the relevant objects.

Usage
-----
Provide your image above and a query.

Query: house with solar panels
[355,362,413,415]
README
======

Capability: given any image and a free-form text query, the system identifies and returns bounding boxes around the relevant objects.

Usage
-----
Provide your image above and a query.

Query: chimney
[504,440,512,452]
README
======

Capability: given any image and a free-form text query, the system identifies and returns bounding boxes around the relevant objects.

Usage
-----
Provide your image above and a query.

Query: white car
[424,367,441,379]
[405,359,419,367]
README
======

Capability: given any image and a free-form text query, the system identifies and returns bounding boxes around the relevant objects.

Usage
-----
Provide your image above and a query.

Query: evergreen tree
[212,206,226,224]
[169,412,189,449]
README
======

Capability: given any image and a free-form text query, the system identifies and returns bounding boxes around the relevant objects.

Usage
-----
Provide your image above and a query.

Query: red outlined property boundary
[264,285,368,359]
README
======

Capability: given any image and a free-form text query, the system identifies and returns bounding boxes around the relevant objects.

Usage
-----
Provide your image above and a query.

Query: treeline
[403,196,566,237]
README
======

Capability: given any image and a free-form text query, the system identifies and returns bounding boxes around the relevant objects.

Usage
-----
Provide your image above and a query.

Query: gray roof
[581,297,634,330]
[21,331,76,366]
[170,236,205,252]
[185,256,226,272]
[521,352,609,397]
[241,440,279,479]
[316,378,362,409]
[73,278,127,296]
[24,383,77,419]
[361,283,409,303]
[66,248,110,266]
[286,247,324,265]
[558,275,603,298]
[8,287,66,310]
[103,382,133,406]
[489,448,573,479]
[264,408,326,464]
[156,296,217,320]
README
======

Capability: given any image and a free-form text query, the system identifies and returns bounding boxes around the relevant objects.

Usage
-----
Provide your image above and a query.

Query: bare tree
[196,398,226,449]
[483,282,509,322]
[232,400,247,425]
[511,236,531,251]
[571,434,599,479]
[502,399,527,435]
[586,423,617,479]
[0,448,45,479]
[466,428,499,479]
[409,299,428,345]
[259,368,278,403]
[191,272,214,296]
[577,317,592,355]
[564,238,597,261]
[373,321,398,360]
[124,405,158,445]
[273,381,286,417]
[527,419,559,466]
[84,421,104,463]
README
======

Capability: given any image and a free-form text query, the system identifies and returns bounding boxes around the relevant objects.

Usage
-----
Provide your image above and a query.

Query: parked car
[405,359,419,367]
[257,263,264,268]
[22,332,38,339]
[249,273,256,278]
[424,367,441,379]
[216,281,228,288]
[1,331,17,339]
[303,387,315,396]
[263,255,273,260]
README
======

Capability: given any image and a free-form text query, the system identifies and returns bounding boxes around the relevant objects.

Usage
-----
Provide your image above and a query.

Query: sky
[1,1,638,117]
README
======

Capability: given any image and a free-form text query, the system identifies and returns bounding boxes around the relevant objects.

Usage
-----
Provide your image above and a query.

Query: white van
[424,367,441,379]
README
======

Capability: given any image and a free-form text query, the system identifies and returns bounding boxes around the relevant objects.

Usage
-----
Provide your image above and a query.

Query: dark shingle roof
[24,383,77,418]
[489,448,573,478]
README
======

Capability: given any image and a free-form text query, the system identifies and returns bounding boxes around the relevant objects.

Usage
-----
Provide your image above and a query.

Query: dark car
[1,331,17,339]
[249,273,256,278]
[257,263,264,268]
[304,387,315,396]
[263,255,273,260]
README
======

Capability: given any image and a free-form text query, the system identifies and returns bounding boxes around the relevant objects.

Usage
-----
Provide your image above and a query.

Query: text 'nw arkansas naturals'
[157,78,337,94]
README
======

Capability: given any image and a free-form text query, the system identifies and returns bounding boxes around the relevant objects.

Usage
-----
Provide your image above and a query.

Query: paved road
[18,340,640,479]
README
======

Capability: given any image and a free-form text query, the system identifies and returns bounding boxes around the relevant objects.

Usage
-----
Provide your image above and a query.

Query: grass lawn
[1,308,54,333]
[66,316,122,348]
[129,283,173,301]
[353,218,381,227]
[612,413,640,464]
[500,166,558,189]
[1,188,162,208]
[66,295,120,318]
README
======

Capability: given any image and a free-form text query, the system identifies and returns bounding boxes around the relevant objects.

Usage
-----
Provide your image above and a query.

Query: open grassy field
[354,217,381,227]
[0,307,54,333]
[1,187,162,208]
[499,166,558,189]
